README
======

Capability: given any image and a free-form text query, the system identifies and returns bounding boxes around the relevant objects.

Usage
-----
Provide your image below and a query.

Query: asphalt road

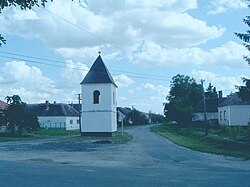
[0,125,250,187]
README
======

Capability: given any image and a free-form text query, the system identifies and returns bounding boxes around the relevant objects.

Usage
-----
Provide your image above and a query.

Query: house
[0,100,8,129]
[0,100,8,111]
[192,96,226,124]
[80,54,117,136]
[117,107,131,124]
[218,93,250,126]
[28,101,79,130]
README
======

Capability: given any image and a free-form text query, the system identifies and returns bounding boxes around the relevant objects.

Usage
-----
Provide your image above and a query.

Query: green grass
[33,129,80,137]
[0,129,80,142]
[61,131,133,144]
[0,128,133,144]
[151,124,250,159]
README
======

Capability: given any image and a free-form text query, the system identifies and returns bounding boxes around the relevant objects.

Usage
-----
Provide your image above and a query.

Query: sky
[0,0,249,114]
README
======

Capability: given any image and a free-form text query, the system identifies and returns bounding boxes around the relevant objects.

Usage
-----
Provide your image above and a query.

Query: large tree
[235,6,250,102]
[164,74,203,127]
[0,0,50,46]
[4,95,39,136]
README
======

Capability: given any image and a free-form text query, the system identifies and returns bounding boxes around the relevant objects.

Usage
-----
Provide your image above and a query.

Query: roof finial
[98,51,101,55]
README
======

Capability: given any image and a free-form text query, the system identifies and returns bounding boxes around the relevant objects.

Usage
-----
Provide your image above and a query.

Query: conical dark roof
[80,55,117,87]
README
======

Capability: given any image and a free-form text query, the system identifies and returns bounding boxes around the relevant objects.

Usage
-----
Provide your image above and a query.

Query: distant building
[80,54,117,136]
[0,100,8,128]
[218,93,250,126]
[0,100,8,111]
[28,101,79,130]
[117,107,131,124]
[192,96,226,123]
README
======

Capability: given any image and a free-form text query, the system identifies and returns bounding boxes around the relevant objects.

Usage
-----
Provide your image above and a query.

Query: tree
[235,8,250,102]
[0,0,50,46]
[4,95,39,136]
[164,74,203,127]
[126,108,148,125]
[205,83,218,98]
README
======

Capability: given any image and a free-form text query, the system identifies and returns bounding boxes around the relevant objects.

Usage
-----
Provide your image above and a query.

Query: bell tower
[80,53,117,136]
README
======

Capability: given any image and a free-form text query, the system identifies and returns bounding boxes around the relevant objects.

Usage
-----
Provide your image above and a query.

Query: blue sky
[0,0,249,114]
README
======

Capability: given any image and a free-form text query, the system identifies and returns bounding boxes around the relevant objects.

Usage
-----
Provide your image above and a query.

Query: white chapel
[80,54,117,136]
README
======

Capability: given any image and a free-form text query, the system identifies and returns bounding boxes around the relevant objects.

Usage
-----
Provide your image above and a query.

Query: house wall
[38,116,79,130]
[218,105,250,126]
[218,106,229,125]
[192,112,218,121]
[81,83,117,133]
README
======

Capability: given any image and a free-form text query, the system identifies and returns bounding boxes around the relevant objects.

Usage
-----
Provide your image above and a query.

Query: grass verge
[0,128,133,144]
[60,131,133,144]
[0,129,80,142]
[151,124,250,159]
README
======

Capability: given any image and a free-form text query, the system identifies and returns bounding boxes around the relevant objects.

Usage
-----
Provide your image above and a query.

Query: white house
[28,101,79,130]
[218,93,250,126]
[192,95,226,125]
[80,54,117,136]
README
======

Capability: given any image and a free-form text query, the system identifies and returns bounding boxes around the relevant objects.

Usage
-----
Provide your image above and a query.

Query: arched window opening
[93,90,100,104]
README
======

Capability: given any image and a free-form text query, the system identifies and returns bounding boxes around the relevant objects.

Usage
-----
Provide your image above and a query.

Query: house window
[113,91,115,105]
[70,120,73,124]
[77,119,79,124]
[224,111,227,120]
[220,111,222,120]
[93,90,100,104]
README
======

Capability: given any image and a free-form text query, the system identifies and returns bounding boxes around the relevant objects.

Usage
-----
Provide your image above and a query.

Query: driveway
[0,125,250,186]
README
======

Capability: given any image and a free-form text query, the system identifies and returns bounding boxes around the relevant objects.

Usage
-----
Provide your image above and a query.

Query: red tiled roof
[0,100,8,110]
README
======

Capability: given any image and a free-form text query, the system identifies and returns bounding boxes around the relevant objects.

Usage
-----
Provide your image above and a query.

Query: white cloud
[60,60,89,88]
[208,0,247,15]
[0,61,59,93]
[12,8,40,20]
[128,89,135,94]
[191,70,242,95]
[139,83,169,96]
[0,0,224,59]
[114,74,134,88]
[118,97,127,101]
[0,61,61,102]
[131,41,248,68]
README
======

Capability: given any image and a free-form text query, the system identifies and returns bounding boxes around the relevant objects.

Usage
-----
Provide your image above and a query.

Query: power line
[0,51,65,65]
[0,6,174,81]
[0,50,172,79]
[41,8,127,53]
[0,53,171,81]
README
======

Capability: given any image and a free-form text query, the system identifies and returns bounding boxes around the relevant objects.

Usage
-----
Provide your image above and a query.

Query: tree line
[0,95,39,136]
[164,74,218,128]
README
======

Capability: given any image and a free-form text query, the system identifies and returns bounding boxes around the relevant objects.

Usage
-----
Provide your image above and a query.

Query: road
[0,125,250,186]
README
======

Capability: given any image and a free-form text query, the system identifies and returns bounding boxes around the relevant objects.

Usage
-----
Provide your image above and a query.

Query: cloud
[0,0,224,59]
[139,83,169,96]
[60,60,89,88]
[208,0,247,15]
[118,96,127,101]
[113,74,134,88]
[0,61,59,93]
[0,61,61,102]
[191,70,242,95]
[131,41,248,68]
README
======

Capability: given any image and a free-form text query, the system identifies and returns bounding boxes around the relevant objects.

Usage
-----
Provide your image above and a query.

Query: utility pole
[132,105,135,125]
[201,79,208,136]
[76,93,82,133]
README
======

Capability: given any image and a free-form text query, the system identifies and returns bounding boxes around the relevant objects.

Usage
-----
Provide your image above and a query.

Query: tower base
[81,132,114,137]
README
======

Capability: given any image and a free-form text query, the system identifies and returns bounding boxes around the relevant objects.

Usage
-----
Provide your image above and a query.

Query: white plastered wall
[81,83,117,133]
